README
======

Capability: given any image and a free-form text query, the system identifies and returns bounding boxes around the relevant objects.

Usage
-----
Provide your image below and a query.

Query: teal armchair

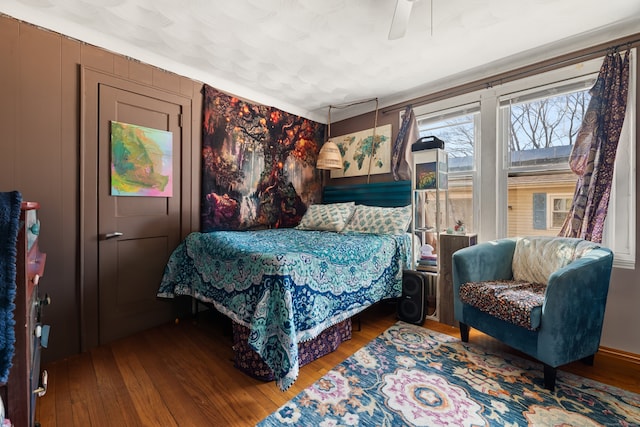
[452,236,613,391]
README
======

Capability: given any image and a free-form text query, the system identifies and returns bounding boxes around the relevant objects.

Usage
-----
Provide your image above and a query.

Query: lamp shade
[316,140,343,170]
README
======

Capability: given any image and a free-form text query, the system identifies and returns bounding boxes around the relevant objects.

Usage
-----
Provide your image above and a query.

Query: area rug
[258,321,640,426]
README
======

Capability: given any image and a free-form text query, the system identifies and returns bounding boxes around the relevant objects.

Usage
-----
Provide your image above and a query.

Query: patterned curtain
[559,50,630,242]
[392,106,419,181]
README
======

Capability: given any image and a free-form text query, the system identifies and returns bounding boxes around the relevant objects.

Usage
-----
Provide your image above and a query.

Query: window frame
[411,51,636,269]
[547,193,574,230]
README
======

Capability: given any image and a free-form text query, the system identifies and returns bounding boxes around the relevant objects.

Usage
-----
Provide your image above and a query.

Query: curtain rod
[381,36,640,116]
[328,97,378,110]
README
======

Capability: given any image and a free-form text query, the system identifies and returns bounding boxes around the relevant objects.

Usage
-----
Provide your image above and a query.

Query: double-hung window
[412,50,636,268]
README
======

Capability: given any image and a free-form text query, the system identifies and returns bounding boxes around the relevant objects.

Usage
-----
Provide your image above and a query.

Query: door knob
[102,232,123,240]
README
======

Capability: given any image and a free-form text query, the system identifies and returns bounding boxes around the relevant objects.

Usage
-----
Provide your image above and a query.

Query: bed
[157,181,412,390]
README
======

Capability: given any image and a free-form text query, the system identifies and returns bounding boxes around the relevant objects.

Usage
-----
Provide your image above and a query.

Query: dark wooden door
[97,84,182,344]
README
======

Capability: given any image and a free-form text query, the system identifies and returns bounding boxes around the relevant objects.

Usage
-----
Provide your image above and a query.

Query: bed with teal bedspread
[157,180,412,390]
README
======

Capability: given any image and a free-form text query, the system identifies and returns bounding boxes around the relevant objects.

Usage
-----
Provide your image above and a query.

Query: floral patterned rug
[258,322,640,426]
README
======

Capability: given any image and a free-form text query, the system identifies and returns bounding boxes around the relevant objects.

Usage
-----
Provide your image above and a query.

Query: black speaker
[398,270,427,325]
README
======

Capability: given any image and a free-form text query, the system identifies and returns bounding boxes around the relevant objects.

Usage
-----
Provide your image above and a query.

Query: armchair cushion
[511,236,599,285]
[459,280,546,330]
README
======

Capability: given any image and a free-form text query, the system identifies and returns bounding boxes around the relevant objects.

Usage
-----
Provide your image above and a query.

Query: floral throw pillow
[295,202,356,232]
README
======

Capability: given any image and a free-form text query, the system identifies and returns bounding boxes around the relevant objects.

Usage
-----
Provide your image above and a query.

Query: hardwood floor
[36,302,640,426]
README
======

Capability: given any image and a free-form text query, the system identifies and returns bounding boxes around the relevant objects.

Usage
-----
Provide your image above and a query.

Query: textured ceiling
[2,0,640,122]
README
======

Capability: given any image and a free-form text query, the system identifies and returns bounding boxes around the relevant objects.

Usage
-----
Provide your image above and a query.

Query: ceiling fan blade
[388,0,414,40]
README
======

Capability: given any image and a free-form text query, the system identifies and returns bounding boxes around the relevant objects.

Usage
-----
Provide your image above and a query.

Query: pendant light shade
[316,105,343,170]
[316,140,342,170]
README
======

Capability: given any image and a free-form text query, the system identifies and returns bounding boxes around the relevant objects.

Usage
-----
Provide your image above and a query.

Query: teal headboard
[322,180,411,207]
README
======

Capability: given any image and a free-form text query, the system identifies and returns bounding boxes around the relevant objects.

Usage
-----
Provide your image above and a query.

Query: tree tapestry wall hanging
[201,85,324,231]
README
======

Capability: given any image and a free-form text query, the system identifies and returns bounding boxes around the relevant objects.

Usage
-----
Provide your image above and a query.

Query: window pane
[416,109,477,233]
[448,177,473,234]
[504,89,591,170]
[552,212,566,228]
[503,83,590,237]
[418,113,476,173]
[506,173,577,236]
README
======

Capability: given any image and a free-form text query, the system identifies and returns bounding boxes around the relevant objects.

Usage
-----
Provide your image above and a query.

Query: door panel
[98,84,181,344]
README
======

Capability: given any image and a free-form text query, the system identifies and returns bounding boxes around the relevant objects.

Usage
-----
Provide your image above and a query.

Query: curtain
[392,106,419,181]
[559,49,630,242]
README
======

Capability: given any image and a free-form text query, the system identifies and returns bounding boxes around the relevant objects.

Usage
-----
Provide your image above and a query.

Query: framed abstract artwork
[110,121,173,197]
[330,124,392,178]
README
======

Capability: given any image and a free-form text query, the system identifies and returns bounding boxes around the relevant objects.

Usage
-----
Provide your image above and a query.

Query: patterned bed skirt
[231,319,353,381]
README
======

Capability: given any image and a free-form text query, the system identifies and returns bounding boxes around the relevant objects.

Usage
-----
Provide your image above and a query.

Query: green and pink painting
[110,121,173,197]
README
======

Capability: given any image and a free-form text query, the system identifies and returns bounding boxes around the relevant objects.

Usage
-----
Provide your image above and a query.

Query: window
[414,103,478,233]
[412,50,636,268]
[549,194,573,229]
[501,79,594,239]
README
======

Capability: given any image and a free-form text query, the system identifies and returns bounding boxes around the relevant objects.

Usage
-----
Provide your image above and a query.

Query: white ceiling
[2,0,640,122]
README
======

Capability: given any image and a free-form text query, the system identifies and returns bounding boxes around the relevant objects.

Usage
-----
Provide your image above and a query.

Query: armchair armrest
[541,247,614,344]
[452,238,517,319]
[452,238,516,289]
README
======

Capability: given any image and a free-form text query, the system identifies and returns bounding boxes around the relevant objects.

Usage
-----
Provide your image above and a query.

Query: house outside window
[501,79,593,238]
[412,50,636,269]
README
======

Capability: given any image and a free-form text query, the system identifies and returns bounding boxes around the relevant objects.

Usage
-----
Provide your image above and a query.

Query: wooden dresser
[5,202,49,427]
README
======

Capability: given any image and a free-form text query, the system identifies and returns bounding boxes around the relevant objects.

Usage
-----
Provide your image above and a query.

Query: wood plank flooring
[36,302,640,426]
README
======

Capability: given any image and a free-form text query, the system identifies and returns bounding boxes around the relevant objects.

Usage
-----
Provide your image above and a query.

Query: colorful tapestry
[157,229,411,390]
[259,322,640,426]
[201,85,324,231]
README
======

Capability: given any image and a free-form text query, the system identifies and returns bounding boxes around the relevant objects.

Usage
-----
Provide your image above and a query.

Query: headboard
[322,180,411,207]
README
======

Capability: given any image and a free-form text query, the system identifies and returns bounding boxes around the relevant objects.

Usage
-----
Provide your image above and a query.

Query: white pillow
[342,205,412,235]
[295,202,356,232]
[512,236,599,285]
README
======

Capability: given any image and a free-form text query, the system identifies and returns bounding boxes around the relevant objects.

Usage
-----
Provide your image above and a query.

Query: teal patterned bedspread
[157,228,411,390]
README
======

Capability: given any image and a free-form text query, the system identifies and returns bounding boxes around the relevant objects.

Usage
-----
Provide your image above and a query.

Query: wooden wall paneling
[79,67,101,352]
[46,35,83,362]
[81,44,114,73]
[18,23,64,364]
[113,55,130,78]
[188,81,203,233]
[179,76,197,98]
[153,69,182,94]
[128,60,153,86]
[18,23,62,199]
[0,16,19,189]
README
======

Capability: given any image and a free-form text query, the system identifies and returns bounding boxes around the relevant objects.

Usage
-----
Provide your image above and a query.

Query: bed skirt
[231,318,353,381]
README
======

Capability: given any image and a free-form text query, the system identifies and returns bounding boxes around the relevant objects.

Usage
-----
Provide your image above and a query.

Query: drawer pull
[33,370,48,397]
[38,294,51,307]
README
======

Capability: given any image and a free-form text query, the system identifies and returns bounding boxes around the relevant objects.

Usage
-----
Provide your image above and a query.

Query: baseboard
[599,346,640,365]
